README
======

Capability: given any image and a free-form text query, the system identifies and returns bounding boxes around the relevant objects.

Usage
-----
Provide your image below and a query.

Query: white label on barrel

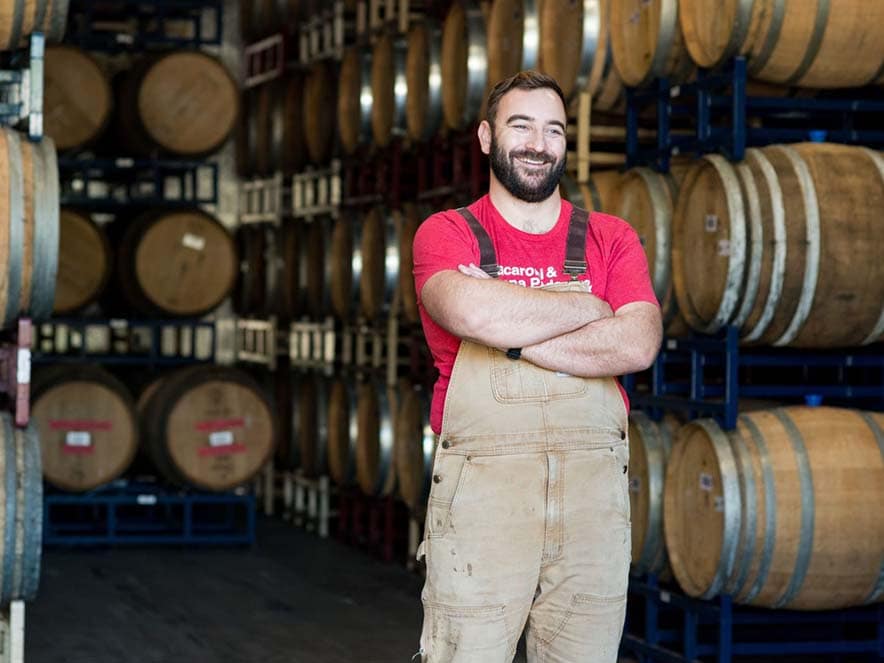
[182,233,206,251]
[714,496,725,512]
[16,349,30,385]
[718,239,731,256]
[699,472,714,491]
[629,477,641,493]
[65,431,92,447]
[209,431,234,447]
[137,494,157,505]
[705,214,719,232]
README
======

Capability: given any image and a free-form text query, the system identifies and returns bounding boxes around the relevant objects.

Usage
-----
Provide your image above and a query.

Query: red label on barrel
[194,418,246,432]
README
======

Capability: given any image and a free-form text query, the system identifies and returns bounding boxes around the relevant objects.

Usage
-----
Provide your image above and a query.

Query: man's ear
[478,120,492,155]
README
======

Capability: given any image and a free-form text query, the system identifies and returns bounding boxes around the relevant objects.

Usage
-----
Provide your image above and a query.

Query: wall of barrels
[31,0,273,554]
[233,1,884,660]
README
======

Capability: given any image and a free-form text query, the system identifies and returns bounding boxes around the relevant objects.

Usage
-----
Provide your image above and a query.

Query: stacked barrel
[593,0,884,623]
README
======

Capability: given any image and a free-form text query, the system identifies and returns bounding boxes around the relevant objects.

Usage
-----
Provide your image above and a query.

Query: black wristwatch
[506,347,522,360]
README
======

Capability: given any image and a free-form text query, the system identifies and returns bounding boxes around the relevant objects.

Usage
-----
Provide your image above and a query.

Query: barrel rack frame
[623,574,884,662]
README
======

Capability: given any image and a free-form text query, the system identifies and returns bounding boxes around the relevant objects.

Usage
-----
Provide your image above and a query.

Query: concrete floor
[28,518,427,663]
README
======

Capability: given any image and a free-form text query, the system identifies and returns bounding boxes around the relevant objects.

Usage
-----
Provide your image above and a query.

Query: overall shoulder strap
[456,207,499,278]
[563,206,590,279]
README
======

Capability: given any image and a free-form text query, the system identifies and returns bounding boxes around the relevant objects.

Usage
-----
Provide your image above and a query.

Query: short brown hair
[485,71,567,127]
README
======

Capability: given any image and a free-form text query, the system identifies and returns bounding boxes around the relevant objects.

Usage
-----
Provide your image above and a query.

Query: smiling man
[411,71,662,662]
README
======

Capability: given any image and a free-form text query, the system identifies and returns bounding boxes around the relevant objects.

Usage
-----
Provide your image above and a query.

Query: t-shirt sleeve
[600,215,660,312]
[412,210,480,300]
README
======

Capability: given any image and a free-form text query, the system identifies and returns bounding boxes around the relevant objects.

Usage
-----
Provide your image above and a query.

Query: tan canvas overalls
[417,206,631,663]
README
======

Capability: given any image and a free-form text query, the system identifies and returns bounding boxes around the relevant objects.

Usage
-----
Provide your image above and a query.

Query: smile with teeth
[515,156,550,167]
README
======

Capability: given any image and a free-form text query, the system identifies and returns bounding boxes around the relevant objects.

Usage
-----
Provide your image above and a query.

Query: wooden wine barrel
[117,209,237,317]
[370,33,408,148]
[398,202,427,325]
[672,144,884,346]
[678,0,884,88]
[356,380,396,497]
[338,46,372,155]
[609,0,694,88]
[32,365,138,492]
[140,366,276,491]
[486,0,539,92]
[232,224,267,316]
[628,411,678,576]
[329,214,361,320]
[267,222,300,320]
[560,171,623,214]
[0,412,41,604]
[303,60,338,164]
[405,18,443,142]
[291,372,329,477]
[44,46,111,151]
[664,406,884,610]
[327,378,357,486]
[0,129,59,327]
[0,0,68,50]
[300,218,333,318]
[117,51,239,157]
[394,385,435,513]
[54,209,111,315]
[441,0,487,130]
[250,74,307,176]
[540,0,625,110]
[360,206,400,321]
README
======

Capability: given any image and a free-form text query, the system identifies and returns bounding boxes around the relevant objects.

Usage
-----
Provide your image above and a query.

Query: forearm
[423,271,612,348]
[521,303,662,378]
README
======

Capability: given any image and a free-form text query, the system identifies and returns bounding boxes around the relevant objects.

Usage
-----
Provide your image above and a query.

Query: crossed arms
[421,265,662,378]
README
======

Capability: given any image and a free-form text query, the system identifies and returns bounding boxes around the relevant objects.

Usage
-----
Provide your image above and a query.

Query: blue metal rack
[622,327,884,430]
[33,318,217,367]
[58,157,219,210]
[65,0,222,51]
[622,575,884,662]
[44,481,255,546]
[626,56,884,171]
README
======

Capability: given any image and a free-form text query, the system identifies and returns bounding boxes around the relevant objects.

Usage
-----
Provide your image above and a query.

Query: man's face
[487,88,568,203]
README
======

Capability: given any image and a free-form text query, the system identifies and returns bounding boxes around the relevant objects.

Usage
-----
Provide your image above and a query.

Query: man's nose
[524,128,547,151]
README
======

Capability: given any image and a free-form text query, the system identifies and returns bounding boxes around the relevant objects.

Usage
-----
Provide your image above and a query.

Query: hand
[458,262,493,280]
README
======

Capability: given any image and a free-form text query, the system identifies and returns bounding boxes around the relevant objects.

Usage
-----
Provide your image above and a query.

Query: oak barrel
[356,380,396,497]
[33,365,138,492]
[487,0,539,92]
[249,75,307,176]
[405,18,443,142]
[232,224,267,317]
[53,209,111,315]
[139,366,276,491]
[117,51,239,157]
[672,144,884,346]
[300,218,333,318]
[0,413,41,604]
[359,206,400,321]
[327,378,358,486]
[370,33,408,148]
[398,202,427,325]
[291,372,329,478]
[394,385,435,514]
[337,45,372,155]
[329,214,361,320]
[628,411,677,577]
[44,46,111,151]
[678,0,884,88]
[560,171,623,214]
[539,0,625,110]
[664,406,884,610]
[440,0,487,130]
[609,0,694,87]
[0,0,68,49]
[233,222,299,319]
[303,60,338,164]
[0,129,59,327]
[117,209,237,317]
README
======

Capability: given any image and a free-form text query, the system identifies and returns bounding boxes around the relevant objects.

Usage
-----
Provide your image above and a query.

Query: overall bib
[417,207,632,662]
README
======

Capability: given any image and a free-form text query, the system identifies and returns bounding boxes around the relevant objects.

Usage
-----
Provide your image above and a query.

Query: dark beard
[489,133,567,203]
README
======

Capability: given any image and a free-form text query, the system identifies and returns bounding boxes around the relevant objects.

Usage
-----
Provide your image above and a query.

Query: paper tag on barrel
[196,418,247,457]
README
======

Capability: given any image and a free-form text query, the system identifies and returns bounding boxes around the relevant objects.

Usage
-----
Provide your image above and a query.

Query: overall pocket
[489,348,587,403]
[426,452,470,539]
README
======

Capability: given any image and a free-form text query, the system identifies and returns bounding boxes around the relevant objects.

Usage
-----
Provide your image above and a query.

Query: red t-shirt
[413,194,658,433]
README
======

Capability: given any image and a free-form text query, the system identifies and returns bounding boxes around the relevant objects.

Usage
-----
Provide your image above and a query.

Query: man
[412,71,662,662]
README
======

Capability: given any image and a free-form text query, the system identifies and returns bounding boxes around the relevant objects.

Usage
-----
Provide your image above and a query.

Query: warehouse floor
[28,518,428,663]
